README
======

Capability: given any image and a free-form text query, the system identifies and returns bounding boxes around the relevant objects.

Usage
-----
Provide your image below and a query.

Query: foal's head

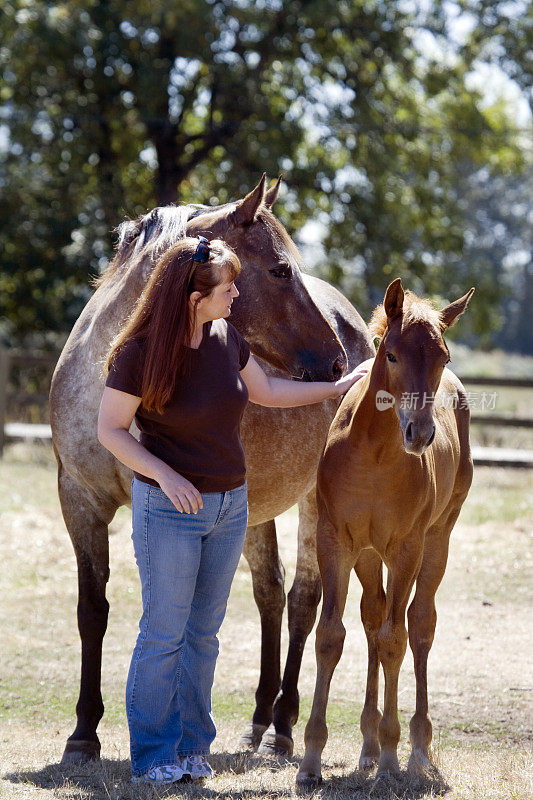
[370,278,474,455]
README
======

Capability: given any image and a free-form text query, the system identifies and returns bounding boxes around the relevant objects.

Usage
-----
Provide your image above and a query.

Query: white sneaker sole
[131,767,185,784]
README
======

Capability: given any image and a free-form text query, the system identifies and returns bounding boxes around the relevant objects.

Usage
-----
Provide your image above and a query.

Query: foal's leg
[296,518,353,790]
[407,515,456,775]
[376,540,422,777]
[260,490,322,757]
[59,467,115,764]
[354,549,386,771]
[239,520,286,750]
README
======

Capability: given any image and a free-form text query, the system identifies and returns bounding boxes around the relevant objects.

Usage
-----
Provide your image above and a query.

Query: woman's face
[195,274,240,323]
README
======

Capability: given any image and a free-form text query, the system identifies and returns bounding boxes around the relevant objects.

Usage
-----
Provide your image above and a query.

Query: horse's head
[371,278,474,456]
[185,175,347,382]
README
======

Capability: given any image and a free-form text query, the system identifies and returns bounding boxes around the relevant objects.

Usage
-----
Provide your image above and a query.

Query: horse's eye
[269,264,292,280]
[386,352,397,363]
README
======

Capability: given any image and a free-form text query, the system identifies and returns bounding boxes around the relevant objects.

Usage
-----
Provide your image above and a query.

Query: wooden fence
[1,346,532,466]
[0,347,59,456]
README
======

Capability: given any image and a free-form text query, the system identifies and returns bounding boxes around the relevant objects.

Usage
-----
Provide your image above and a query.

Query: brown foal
[297,278,474,789]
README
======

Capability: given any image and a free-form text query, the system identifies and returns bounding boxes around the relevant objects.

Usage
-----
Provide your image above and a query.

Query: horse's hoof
[375,768,401,781]
[408,750,442,781]
[375,751,401,779]
[295,772,322,794]
[257,726,294,757]
[407,749,430,776]
[237,722,268,751]
[61,739,101,764]
[358,755,378,772]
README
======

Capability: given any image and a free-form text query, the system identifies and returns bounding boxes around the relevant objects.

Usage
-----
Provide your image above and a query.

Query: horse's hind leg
[354,549,386,771]
[58,466,115,764]
[259,489,322,757]
[238,519,286,751]
[407,514,457,776]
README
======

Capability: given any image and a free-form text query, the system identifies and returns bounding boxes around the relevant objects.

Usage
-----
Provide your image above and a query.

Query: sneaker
[131,763,185,784]
[180,755,214,779]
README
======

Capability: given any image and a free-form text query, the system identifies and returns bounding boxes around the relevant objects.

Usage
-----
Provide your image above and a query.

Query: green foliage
[0,0,530,347]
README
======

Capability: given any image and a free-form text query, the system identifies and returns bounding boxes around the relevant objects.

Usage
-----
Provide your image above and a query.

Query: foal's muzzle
[402,417,436,456]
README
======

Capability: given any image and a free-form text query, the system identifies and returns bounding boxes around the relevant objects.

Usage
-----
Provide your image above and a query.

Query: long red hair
[106,238,241,413]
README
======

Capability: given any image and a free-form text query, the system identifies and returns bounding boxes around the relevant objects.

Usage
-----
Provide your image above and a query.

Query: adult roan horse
[296,278,474,790]
[50,175,374,764]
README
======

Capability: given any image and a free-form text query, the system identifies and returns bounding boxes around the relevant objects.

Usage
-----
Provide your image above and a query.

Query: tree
[0,0,529,348]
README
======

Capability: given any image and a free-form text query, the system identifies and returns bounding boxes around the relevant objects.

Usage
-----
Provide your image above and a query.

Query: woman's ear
[189,290,203,306]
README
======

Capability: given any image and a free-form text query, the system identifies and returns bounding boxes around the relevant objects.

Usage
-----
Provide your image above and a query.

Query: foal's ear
[384,278,404,322]
[440,288,475,330]
[231,174,267,226]
[264,175,283,208]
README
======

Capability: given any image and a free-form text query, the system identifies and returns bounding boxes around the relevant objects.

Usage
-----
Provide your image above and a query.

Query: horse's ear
[440,288,475,330]
[384,278,404,322]
[231,174,267,226]
[264,175,282,209]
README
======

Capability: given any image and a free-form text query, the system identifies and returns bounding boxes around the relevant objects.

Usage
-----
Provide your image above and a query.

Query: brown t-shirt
[105,319,250,493]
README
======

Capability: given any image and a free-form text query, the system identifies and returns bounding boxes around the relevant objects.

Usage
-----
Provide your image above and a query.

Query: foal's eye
[386,352,397,363]
[269,264,292,280]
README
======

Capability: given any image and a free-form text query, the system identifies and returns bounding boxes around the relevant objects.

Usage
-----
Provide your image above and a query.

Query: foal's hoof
[237,722,268,751]
[296,772,322,794]
[375,767,401,782]
[358,755,379,772]
[408,749,442,781]
[376,751,401,779]
[61,739,101,765]
[257,726,294,757]
[407,748,431,776]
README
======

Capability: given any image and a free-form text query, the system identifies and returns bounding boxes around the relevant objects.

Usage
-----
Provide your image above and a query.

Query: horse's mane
[94,203,211,287]
[369,291,443,340]
[95,200,299,289]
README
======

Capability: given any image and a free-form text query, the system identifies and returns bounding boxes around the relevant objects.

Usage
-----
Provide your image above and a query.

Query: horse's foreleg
[296,518,352,791]
[238,519,286,751]
[260,489,321,757]
[59,468,113,764]
[376,539,422,777]
[407,516,455,776]
[354,549,386,771]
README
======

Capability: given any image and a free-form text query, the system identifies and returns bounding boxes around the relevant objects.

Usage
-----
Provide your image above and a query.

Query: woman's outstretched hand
[242,354,375,408]
[333,358,374,398]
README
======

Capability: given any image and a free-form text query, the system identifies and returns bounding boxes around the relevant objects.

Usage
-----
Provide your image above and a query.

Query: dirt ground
[0,451,531,799]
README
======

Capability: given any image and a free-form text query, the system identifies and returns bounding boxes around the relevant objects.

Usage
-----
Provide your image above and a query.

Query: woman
[98,236,368,785]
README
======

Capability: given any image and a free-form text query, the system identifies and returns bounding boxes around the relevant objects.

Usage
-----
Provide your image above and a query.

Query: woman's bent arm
[240,356,373,408]
[97,386,203,513]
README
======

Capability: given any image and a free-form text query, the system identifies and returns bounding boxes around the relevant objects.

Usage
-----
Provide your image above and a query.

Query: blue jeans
[127,477,248,777]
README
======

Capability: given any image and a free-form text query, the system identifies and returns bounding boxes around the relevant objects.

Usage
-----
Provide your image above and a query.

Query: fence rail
[458,377,533,389]
[0,346,532,466]
[470,414,533,428]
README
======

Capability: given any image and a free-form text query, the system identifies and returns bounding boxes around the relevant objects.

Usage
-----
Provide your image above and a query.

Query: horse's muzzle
[403,419,436,455]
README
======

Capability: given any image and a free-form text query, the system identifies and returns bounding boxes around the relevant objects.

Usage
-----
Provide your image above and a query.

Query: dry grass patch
[1,447,532,799]
[2,725,531,800]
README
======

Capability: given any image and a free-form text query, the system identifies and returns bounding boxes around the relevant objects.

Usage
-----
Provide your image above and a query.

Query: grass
[459,467,533,525]
[1,444,532,799]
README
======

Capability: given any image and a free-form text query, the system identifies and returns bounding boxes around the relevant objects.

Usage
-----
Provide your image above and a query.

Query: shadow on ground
[3,752,450,799]
[312,764,451,799]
